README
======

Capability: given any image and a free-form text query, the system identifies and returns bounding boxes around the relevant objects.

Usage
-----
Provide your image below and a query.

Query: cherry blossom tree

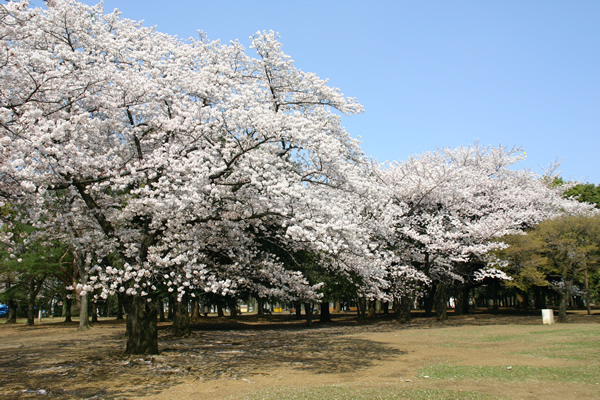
[0,0,369,353]
[376,144,594,319]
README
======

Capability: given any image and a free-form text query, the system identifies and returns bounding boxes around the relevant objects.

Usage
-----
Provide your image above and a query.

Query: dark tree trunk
[27,279,38,326]
[167,297,174,320]
[103,297,110,318]
[304,302,314,327]
[158,298,166,322]
[63,296,73,322]
[357,298,367,319]
[435,283,448,321]
[172,300,190,336]
[116,293,125,320]
[294,301,302,320]
[455,285,469,315]
[91,301,99,323]
[6,299,18,324]
[228,298,238,319]
[319,301,331,323]
[424,285,434,317]
[534,287,546,309]
[367,300,376,317]
[257,297,265,316]
[216,303,224,317]
[394,297,412,323]
[491,280,499,311]
[584,268,591,316]
[126,296,158,355]
[382,301,389,315]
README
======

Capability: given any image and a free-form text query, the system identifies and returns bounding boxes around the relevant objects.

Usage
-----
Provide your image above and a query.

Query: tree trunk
[6,299,18,324]
[190,298,201,324]
[257,297,265,316]
[491,280,499,311]
[64,296,73,322]
[294,301,302,320]
[304,302,313,327]
[158,298,166,322]
[103,297,110,318]
[357,298,367,319]
[172,299,190,336]
[116,293,125,320]
[216,303,224,317]
[334,300,341,313]
[367,300,376,317]
[91,301,99,323]
[27,279,37,326]
[319,301,331,323]
[126,296,158,355]
[79,292,91,331]
[435,283,448,321]
[534,287,546,309]
[455,285,466,315]
[558,279,573,323]
[423,286,434,317]
[558,290,568,323]
[394,297,412,323]
[382,301,389,315]
[167,296,175,321]
[584,268,591,316]
[228,298,238,319]
[521,291,530,311]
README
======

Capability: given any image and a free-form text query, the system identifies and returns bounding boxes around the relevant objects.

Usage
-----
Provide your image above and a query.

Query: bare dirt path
[1,312,598,399]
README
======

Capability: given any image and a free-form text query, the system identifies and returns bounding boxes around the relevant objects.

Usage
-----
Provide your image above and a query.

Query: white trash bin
[542,309,555,325]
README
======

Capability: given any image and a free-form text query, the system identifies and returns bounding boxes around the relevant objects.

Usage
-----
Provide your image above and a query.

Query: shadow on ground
[0,318,405,399]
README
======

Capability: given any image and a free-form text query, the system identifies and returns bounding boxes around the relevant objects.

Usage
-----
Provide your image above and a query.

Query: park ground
[0,310,599,400]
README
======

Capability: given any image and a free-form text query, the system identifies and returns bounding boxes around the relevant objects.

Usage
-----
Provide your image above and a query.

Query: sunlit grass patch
[246,386,502,400]
[418,364,599,384]
[513,339,600,361]
[480,335,519,342]
[512,326,600,361]
[527,326,600,337]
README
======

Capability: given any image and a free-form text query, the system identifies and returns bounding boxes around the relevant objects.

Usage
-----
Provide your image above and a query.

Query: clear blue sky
[67,1,600,184]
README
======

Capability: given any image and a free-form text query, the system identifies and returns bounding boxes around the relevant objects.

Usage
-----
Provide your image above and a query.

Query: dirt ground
[0,311,598,399]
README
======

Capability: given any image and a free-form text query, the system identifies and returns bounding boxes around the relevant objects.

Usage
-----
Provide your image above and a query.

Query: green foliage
[564,183,600,208]
[536,215,600,276]
[494,215,600,296]
[492,234,548,292]
[0,205,69,305]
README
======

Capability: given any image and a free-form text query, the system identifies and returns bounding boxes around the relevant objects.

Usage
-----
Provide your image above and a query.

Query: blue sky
[70,1,599,184]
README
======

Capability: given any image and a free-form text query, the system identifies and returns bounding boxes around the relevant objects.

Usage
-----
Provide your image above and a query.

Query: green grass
[418,364,599,384]
[511,326,600,361]
[513,340,600,361]
[479,334,519,342]
[246,386,502,400]
[419,325,600,384]
[527,327,600,337]
[246,324,599,400]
